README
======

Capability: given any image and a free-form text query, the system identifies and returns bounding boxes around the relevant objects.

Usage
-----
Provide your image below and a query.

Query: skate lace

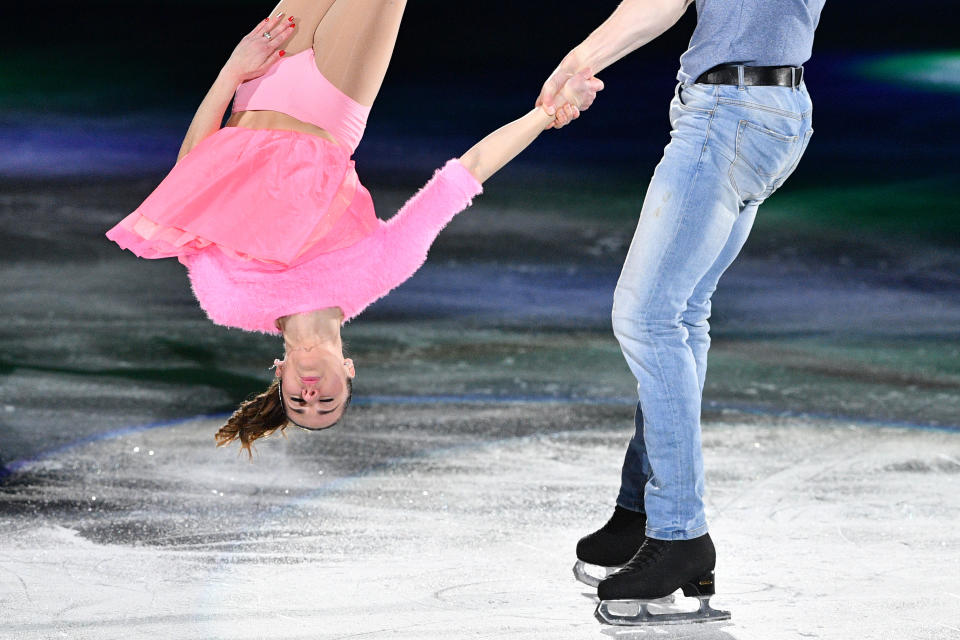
[620,538,668,572]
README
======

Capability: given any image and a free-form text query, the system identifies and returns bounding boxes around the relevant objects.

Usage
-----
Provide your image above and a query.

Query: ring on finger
[263,32,273,39]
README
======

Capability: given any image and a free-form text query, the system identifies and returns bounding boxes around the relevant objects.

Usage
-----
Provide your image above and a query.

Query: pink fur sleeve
[342,159,483,321]
[182,160,483,332]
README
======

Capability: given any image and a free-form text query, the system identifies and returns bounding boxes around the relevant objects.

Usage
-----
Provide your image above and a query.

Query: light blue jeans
[613,80,813,540]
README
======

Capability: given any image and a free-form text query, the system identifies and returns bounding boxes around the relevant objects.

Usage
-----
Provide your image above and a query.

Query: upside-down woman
[106,1,602,455]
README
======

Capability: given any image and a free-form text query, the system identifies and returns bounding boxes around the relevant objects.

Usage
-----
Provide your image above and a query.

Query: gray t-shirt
[677,0,826,84]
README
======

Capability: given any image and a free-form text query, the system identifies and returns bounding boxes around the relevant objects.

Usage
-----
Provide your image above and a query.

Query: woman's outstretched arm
[459,70,604,183]
[337,72,603,320]
[176,13,296,161]
[457,108,554,185]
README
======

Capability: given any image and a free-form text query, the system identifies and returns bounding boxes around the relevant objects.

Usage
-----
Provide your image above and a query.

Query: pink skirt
[106,126,378,267]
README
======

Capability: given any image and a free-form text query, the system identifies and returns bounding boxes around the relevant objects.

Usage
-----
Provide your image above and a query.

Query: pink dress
[106,48,483,334]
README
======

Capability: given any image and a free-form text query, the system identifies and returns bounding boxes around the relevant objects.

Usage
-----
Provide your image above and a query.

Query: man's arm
[539,0,693,115]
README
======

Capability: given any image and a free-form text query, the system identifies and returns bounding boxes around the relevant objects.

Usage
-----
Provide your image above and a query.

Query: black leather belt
[696,64,804,87]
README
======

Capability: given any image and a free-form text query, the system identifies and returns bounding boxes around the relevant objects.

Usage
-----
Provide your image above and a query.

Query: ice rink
[2,408,958,639]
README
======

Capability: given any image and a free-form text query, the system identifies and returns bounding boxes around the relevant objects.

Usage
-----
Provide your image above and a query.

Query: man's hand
[537,52,582,116]
[538,63,605,130]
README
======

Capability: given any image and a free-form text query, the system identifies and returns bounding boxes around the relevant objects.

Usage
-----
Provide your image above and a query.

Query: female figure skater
[106,1,602,455]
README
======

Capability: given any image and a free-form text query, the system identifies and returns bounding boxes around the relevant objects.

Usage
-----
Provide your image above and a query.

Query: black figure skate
[594,533,731,626]
[572,506,647,588]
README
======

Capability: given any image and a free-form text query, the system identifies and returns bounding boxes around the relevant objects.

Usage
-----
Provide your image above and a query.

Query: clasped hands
[537,55,605,130]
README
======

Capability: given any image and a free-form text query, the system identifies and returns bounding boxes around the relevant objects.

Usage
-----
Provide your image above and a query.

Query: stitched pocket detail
[728,120,799,205]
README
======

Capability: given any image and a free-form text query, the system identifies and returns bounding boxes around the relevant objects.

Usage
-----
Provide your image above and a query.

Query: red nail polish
[279,50,286,57]
[288,16,294,21]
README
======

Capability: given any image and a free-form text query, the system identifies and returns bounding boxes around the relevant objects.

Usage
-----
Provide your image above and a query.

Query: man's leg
[617,199,758,518]
[577,93,743,578]
[611,98,744,541]
[681,201,759,392]
[617,402,652,512]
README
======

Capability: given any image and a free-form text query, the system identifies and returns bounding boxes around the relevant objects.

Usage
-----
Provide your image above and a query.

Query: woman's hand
[544,69,604,130]
[549,104,581,130]
[222,13,298,83]
[176,13,296,161]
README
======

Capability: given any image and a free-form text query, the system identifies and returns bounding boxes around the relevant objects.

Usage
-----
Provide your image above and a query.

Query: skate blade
[595,595,731,626]
[572,560,618,588]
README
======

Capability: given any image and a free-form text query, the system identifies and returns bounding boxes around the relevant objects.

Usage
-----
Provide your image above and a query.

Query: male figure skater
[538,0,825,625]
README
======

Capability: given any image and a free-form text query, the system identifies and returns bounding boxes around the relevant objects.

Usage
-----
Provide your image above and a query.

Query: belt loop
[737,65,745,91]
[791,67,797,91]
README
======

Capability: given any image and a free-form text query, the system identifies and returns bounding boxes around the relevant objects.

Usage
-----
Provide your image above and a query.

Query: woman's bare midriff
[225,110,340,147]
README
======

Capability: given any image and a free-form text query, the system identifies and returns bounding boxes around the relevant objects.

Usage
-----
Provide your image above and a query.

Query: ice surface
[1,409,958,640]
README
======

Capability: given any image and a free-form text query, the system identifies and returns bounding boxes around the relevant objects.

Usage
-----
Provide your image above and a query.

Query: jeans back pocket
[773,128,814,191]
[728,120,800,206]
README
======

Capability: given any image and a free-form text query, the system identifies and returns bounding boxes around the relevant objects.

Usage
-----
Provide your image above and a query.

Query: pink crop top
[232,48,371,153]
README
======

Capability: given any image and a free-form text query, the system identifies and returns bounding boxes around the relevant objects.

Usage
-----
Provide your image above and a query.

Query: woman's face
[275,348,355,430]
